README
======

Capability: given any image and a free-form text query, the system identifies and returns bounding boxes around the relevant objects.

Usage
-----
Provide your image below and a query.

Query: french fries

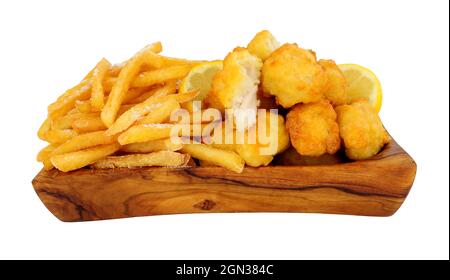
[91,151,189,169]
[72,115,107,133]
[131,65,192,88]
[38,38,289,174]
[50,131,117,156]
[101,42,163,127]
[121,139,183,153]
[90,58,111,111]
[51,143,120,172]
[48,79,92,119]
[42,129,78,144]
[137,98,180,125]
[181,143,245,173]
[106,83,179,136]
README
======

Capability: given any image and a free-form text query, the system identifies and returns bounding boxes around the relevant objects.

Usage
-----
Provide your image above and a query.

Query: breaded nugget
[211,48,263,130]
[235,111,290,167]
[286,100,340,156]
[247,30,280,61]
[262,44,327,108]
[336,99,390,160]
[319,59,347,106]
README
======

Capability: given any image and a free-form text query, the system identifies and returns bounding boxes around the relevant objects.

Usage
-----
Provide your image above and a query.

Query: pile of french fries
[37,42,245,172]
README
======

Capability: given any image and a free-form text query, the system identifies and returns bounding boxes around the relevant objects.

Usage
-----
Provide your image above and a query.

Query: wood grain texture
[32,138,416,222]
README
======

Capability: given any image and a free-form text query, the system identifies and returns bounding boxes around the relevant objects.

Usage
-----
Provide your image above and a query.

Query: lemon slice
[339,64,383,112]
[179,60,223,112]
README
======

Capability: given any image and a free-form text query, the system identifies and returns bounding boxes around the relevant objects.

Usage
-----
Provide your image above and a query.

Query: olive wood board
[32,138,416,222]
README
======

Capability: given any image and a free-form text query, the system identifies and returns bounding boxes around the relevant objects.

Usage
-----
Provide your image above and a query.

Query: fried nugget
[262,44,327,108]
[336,99,390,160]
[319,59,347,106]
[211,47,263,130]
[286,100,340,156]
[235,111,290,167]
[247,30,280,61]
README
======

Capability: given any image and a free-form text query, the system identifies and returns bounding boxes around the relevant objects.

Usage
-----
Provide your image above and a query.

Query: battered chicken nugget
[286,100,340,156]
[211,48,263,130]
[336,99,390,160]
[262,44,327,108]
[235,111,290,167]
[247,30,280,61]
[319,59,347,106]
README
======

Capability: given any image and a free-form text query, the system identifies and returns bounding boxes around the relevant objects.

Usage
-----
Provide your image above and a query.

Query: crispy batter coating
[262,44,327,108]
[247,30,280,61]
[319,59,347,106]
[286,100,340,156]
[210,48,263,129]
[235,111,290,167]
[336,99,390,160]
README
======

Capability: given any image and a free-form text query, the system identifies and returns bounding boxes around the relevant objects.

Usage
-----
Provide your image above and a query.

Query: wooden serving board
[32,138,416,222]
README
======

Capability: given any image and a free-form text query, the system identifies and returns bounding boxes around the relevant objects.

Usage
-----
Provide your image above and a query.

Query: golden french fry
[43,129,78,144]
[51,143,120,172]
[160,56,207,67]
[38,118,52,140]
[131,65,192,88]
[121,139,182,153]
[43,159,55,171]
[137,98,180,125]
[90,58,111,111]
[72,116,107,133]
[37,144,59,170]
[118,124,175,145]
[106,83,179,136]
[48,79,92,119]
[101,43,163,127]
[37,144,58,162]
[181,143,245,173]
[91,151,189,169]
[174,89,200,103]
[50,131,117,156]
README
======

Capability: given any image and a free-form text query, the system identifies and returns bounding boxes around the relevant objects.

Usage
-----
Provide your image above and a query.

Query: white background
[0,0,448,260]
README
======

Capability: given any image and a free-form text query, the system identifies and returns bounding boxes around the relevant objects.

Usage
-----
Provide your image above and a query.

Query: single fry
[101,42,163,127]
[131,65,192,88]
[37,144,59,170]
[38,118,52,140]
[43,129,78,144]
[121,139,183,153]
[181,143,245,173]
[90,58,111,111]
[48,79,92,119]
[137,98,180,125]
[37,143,58,162]
[118,124,175,145]
[50,131,117,156]
[91,151,190,169]
[160,56,207,67]
[72,116,107,133]
[106,83,179,136]
[51,143,120,172]
[173,89,200,103]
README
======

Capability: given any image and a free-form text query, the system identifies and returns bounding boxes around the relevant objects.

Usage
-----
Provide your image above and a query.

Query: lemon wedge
[339,64,383,112]
[179,60,223,112]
